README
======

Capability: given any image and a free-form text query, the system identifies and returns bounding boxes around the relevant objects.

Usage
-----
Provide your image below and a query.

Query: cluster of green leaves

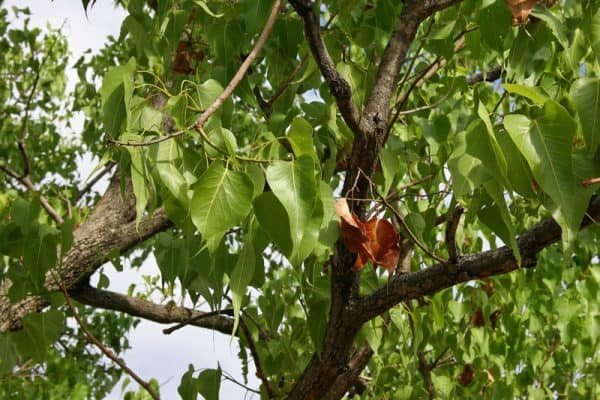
[0,6,140,398]
[0,6,78,190]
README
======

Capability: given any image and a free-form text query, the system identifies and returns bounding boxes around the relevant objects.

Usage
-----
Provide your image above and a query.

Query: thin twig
[58,283,160,400]
[108,130,185,147]
[583,177,600,187]
[405,301,436,399]
[222,371,261,394]
[431,346,450,369]
[388,28,472,132]
[267,54,309,107]
[194,0,282,131]
[75,163,115,201]
[362,171,446,263]
[418,351,437,399]
[290,0,361,135]
[18,32,62,178]
[162,308,234,335]
[394,85,454,117]
[395,19,435,98]
[239,318,277,398]
[110,0,282,157]
[0,164,64,225]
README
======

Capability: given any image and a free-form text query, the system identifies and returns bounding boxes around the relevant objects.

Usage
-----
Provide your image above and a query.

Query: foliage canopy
[1,0,599,399]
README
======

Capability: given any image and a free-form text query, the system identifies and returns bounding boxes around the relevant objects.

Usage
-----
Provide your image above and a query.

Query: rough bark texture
[0,173,172,332]
[286,1,464,399]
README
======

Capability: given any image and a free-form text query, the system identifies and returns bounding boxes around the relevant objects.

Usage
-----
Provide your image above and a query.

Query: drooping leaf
[178,364,199,400]
[230,219,264,335]
[0,334,17,376]
[287,116,317,161]
[99,58,136,137]
[265,155,321,265]
[504,101,588,247]
[11,309,64,363]
[569,78,600,157]
[503,83,550,105]
[253,192,293,256]
[196,366,221,400]
[122,133,154,225]
[475,102,511,189]
[148,140,188,206]
[379,147,400,195]
[190,162,254,253]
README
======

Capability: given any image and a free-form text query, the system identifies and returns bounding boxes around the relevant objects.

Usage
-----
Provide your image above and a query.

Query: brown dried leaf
[504,0,539,25]
[458,364,474,386]
[335,198,400,273]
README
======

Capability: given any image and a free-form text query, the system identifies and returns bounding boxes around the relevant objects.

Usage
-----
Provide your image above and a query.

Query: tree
[1,0,599,398]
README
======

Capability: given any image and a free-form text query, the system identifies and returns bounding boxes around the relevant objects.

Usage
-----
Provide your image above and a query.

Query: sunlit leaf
[190,162,254,253]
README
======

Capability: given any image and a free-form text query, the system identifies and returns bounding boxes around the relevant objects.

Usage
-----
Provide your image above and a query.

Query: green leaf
[148,140,188,206]
[479,182,520,264]
[197,366,221,400]
[496,131,537,198]
[127,97,163,133]
[253,192,293,256]
[123,133,154,225]
[99,58,136,137]
[11,196,41,233]
[504,101,587,247]
[12,309,64,362]
[230,220,259,335]
[245,164,265,199]
[196,79,224,110]
[569,78,600,157]
[379,147,399,195]
[190,162,254,253]
[178,364,198,400]
[0,334,17,376]
[475,102,510,189]
[503,83,550,105]
[287,117,317,161]
[265,155,321,265]
[584,8,600,64]
[23,225,59,287]
[531,8,569,48]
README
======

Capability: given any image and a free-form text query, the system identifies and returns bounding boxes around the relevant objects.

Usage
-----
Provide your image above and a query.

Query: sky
[3,1,258,398]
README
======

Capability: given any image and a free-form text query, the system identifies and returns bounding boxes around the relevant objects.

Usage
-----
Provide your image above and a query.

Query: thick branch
[363,0,463,128]
[70,285,235,336]
[324,345,374,400]
[289,0,361,135]
[356,196,600,323]
[0,173,172,332]
[287,3,464,399]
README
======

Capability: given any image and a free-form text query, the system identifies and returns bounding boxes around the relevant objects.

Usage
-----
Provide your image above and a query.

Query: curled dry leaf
[172,40,204,75]
[505,0,538,25]
[505,0,556,25]
[335,198,400,273]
